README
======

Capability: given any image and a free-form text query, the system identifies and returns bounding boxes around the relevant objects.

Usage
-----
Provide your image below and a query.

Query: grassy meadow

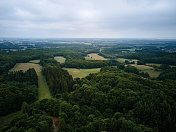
[37,70,52,100]
[117,58,138,63]
[54,56,66,64]
[63,68,100,78]
[29,59,40,64]
[146,63,161,67]
[129,64,161,78]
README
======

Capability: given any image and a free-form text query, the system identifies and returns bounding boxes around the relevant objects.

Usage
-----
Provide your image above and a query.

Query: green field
[117,58,138,63]
[37,70,51,100]
[29,59,40,64]
[63,68,100,78]
[146,63,161,67]
[144,69,161,78]
[129,64,161,78]
[54,56,66,64]
[10,63,51,100]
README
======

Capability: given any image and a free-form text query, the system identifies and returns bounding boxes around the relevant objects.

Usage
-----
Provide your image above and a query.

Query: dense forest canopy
[0,39,176,132]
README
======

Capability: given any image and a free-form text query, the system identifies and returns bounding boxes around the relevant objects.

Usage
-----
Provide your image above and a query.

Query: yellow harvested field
[63,68,100,78]
[86,53,108,60]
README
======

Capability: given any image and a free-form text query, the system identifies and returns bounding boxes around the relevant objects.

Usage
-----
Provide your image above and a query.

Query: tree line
[41,57,73,97]
[0,69,38,115]
[2,66,176,131]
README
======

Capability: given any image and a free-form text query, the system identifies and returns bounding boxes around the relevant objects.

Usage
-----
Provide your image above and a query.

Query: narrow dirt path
[51,116,59,132]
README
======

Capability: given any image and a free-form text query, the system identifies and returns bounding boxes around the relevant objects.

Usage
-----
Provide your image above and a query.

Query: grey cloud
[0,0,176,38]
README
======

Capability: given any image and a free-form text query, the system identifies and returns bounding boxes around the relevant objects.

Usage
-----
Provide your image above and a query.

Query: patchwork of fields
[9,56,162,101]
[115,58,161,78]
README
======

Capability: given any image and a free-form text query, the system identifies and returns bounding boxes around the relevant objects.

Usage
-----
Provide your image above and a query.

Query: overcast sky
[0,0,176,38]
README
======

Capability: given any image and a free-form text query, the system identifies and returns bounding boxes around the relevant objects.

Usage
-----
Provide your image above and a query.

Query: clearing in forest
[117,58,138,64]
[86,53,108,60]
[10,63,51,100]
[129,64,161,78]
[29,59,40,64]
[146,63,176,68]
[146,63,161,67]
[54,56,66,64]
[130,64,153,70]
[63,68,100,78]
[11,63,41,72]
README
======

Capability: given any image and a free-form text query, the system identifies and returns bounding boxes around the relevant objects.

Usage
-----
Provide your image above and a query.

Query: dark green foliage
[130,61,135,64]
[42,58,73,96]
[4,68,38,86]
[40,57,58,66]
[139,72,150,78]
[0,68,38,115]
[123,48,176,65]
[137,60,145,65]
[158,68,176,80]
[125,60,130,64]
[0,82,37,115]
[1,109,53,132]
[1,44,176,132]
[159,64,171,70]
[124,65,139,74]
[66,67,176,131]
[62,59,119,69]
[117,63,125,70]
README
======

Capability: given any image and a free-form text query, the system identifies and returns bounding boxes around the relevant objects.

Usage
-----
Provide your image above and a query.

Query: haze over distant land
[0,0,176,39]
